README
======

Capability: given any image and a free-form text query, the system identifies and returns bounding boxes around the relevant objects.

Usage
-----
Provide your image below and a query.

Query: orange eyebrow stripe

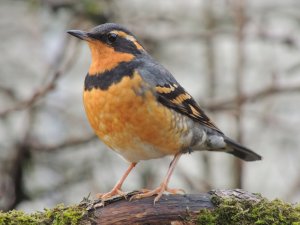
[133,41,144,50]
[113,30,128,38]
[113,30,144,50]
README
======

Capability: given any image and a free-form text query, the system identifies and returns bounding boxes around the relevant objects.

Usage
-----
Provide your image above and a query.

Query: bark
[84,191,214,224]
[1,189,299,225]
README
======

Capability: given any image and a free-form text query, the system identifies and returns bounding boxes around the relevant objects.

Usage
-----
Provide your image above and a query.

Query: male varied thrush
[67,23,261,203]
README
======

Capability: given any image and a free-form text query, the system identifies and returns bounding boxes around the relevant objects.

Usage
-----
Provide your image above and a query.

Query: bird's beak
[67,30,90,41]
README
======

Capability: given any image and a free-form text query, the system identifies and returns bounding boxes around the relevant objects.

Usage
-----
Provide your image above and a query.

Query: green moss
[196,209,216,225]
[0,204,86,225]
[197,196,300,225]
[0,210,42,225]
[44,204,85,225]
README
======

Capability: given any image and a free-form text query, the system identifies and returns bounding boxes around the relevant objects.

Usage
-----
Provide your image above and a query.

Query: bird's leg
[131,153,183,203]
[96,162,137,200]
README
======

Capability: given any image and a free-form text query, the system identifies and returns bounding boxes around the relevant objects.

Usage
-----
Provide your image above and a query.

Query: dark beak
[67,30,89,41]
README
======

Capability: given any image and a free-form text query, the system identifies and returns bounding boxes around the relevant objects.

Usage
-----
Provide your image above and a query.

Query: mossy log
[1,189,299,225]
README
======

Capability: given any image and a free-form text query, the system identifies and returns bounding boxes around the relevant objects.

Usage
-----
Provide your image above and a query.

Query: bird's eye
[107,33,118,43]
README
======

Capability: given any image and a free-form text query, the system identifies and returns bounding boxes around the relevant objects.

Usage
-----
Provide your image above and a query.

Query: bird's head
[67,23,145,75]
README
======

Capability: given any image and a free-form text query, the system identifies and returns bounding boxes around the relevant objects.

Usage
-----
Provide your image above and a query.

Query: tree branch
[87,191,213,224]
[205,82,300,111]
[29,135,97,152]
[0,28,80,118]
[1,189,299,224]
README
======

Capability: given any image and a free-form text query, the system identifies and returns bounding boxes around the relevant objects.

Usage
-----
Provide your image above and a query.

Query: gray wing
[137,56,223,134]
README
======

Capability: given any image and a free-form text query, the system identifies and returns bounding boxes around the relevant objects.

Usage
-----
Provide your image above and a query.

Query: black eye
[107,33,118,43]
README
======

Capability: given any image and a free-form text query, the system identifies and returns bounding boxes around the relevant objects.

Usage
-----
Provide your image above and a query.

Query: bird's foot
[96,188,127,202]
[165,187,185,195]
[131,184,185,204]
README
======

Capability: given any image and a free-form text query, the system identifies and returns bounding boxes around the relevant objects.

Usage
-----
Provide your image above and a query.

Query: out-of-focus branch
[0,34,80,118]
[206,82,300,111]
[0,17,85,210]
[29,135,97,152]
[201,0,217,191]
[0,85,17,101]
[0,72,60,118]
[0,142,30,211]
[232,0,247,188]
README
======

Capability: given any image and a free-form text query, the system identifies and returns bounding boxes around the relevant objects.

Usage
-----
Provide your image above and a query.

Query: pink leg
[97,162,137,200]
[132,153,184,203]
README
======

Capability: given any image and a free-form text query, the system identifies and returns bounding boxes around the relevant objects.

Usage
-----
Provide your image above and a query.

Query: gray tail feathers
[224,137,262,161]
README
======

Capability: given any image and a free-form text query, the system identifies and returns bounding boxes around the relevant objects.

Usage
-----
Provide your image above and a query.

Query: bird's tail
[224,136,262,161]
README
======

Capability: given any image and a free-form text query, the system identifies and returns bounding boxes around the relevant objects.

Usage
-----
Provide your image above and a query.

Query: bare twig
[201,0,217,191]
[0,31,80,118]
[29,135,97,152]
[0,17,85,210]
[232,0,247,188]
[0,72,61,118]
[0,85,17,101]
[206,82,300,111]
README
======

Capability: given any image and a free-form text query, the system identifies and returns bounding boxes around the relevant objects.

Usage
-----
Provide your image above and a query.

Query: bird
[67,23,261,203]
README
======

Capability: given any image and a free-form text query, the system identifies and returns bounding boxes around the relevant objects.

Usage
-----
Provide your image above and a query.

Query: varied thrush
[67,23,261,203]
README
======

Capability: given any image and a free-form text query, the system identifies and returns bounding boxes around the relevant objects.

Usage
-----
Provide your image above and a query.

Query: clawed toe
[96,189,127,201]
[130,185,185,204]
[166,187,185,194]
[130,187,161,202]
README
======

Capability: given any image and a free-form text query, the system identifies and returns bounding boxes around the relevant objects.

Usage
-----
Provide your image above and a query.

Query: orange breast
[83,73,181,162]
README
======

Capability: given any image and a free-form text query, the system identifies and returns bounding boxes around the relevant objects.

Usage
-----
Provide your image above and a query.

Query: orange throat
[87,41,134,75]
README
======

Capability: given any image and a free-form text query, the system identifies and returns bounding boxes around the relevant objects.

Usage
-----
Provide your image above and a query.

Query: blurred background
[1,0,300,212]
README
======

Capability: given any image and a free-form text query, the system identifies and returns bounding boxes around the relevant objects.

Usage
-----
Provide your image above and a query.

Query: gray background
[0,0,300,212]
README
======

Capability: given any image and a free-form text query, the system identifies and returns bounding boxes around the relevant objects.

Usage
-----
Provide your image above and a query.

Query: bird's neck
[88,42,135,76]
